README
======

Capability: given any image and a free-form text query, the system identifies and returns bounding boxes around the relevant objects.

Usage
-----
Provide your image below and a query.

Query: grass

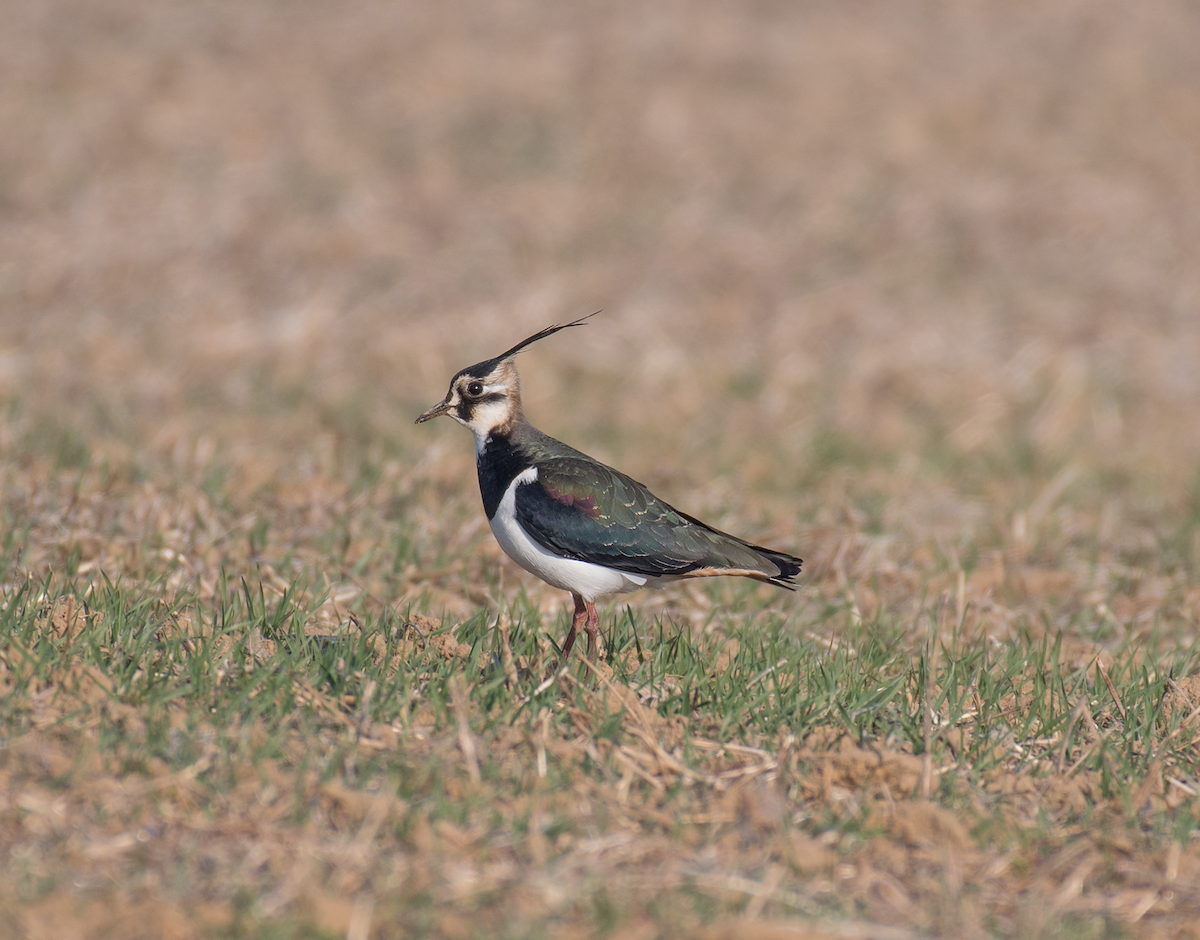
[5,397,1200,940]
[4,537,1200,937]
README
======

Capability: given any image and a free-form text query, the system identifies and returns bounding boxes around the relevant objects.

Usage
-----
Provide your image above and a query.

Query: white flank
[488,466,649,601]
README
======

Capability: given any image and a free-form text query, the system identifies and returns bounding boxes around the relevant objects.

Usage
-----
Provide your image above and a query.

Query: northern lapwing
[416,314,802,659]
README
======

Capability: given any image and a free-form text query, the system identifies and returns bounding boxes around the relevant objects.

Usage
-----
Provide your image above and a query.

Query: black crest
[459,312,600,380]
[494,311,600,361]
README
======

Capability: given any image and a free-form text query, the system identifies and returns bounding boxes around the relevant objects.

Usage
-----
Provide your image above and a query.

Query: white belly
[488,467,648,601]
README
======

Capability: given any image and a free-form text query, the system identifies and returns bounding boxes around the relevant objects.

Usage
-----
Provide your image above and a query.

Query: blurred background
[2,0,1200,598]
[8,6,1200,932]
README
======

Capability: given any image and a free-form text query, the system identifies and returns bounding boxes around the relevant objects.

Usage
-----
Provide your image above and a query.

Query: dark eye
[466,381,484,397]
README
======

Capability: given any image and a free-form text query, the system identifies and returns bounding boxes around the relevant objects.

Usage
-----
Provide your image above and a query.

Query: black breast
[477,435,532,519]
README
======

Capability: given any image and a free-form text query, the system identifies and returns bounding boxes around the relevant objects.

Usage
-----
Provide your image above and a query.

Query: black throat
[477,433,533,520]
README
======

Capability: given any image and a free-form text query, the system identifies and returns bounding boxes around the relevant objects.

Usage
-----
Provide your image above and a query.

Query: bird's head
[415,355,524,441]
[416,312,598,446]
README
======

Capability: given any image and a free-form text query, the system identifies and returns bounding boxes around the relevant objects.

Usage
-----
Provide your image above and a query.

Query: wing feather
[512,457,801,584]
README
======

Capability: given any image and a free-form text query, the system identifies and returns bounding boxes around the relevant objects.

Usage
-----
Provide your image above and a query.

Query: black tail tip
[765,553,802,590]
[776,555,802,580]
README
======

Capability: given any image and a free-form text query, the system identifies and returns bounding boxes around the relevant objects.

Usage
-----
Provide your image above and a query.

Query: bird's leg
[584,602,600,660]
[561,594,587,659]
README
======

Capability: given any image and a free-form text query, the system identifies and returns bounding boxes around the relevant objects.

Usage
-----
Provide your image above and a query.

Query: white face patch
[444,366,522,451]
[458,395,517,452]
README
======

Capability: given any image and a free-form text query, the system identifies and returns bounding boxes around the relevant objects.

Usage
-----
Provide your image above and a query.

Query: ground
[3,1,1200,937]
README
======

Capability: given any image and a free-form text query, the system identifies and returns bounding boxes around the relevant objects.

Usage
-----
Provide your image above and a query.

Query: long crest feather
[495,311,600,362]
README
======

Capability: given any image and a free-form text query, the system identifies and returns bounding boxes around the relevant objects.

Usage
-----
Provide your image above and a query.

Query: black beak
[415,398,453,424]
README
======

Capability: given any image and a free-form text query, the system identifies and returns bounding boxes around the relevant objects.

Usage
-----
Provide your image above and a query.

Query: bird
[415,313,802,660]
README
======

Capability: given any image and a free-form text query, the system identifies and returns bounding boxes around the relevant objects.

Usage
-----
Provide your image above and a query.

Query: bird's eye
[466,381,484,397]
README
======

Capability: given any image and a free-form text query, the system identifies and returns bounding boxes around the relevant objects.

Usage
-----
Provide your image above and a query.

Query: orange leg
[561,593,588,659]
[561,595,601,660]
[584,601,600,660]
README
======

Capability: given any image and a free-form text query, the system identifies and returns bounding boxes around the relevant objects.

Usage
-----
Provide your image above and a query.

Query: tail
[754,546,803,591]
[674,526,803,591]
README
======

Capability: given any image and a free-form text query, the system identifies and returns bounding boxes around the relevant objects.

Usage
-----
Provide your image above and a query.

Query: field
[4,1,1200,937]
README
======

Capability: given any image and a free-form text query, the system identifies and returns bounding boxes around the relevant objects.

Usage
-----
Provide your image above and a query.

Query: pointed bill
[415,398,453,423]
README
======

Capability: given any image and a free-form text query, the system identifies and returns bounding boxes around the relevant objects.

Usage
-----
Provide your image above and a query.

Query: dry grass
[3,0,1200,937]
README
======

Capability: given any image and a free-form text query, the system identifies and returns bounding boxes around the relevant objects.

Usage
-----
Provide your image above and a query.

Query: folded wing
[513,457,801,587]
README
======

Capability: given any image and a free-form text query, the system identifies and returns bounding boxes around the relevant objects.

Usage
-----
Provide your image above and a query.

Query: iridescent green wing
[513,456,784,578]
